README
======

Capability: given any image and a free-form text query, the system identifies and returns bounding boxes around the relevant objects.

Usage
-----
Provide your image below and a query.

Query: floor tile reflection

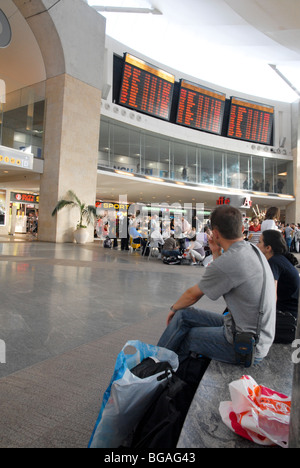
[0,242,223,378]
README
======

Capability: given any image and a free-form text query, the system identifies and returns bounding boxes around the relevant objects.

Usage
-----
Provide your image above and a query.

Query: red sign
[11,192,39,204]
[217,196,230,205]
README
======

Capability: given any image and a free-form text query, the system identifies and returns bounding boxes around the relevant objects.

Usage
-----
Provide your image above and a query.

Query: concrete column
[38,73,101,243]
[286,99,300,223]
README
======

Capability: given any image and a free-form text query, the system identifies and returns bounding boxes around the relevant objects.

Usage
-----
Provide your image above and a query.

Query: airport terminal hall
[1,0,300,450]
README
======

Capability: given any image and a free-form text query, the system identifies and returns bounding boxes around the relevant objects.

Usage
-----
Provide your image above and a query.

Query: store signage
[216,195,253,209]
[11,192,39,204]
[0,146,33,170]
[216,196,231,205]
[96,201,130,212]
[241,196,252,208]
[0,9,12,48]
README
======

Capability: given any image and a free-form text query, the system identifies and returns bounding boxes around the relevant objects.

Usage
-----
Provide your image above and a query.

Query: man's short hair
[210,205,243,240]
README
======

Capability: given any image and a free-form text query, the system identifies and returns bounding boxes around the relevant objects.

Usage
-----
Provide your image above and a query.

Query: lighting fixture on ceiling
[92,6,162,14]
[269,64,300,98]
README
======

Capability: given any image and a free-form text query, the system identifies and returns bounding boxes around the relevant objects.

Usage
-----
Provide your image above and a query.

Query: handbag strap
[251,244,267,344]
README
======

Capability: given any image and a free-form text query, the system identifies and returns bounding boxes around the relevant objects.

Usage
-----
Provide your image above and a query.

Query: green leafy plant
[52,190,96,229]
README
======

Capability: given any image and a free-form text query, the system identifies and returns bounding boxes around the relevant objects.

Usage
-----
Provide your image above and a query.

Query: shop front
[10,192,39,235]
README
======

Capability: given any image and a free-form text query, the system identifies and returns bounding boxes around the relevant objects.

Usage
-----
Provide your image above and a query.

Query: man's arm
[166,284,204,325]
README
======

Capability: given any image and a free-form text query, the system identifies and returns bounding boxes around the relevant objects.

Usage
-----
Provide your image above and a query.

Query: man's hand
[166,285,204,326]
[208,232,222,259]
[166,309,176,326]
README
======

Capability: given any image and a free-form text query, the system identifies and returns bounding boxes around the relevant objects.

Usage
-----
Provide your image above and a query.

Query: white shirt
[261,219,277,232]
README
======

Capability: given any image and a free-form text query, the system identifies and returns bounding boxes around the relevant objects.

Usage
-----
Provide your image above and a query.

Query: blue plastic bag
[89,340,179,448]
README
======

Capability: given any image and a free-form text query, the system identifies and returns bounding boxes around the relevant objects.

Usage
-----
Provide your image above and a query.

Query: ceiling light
[92,6,162,15]
[269,64,300,98]
[115,170,135,176]
[145,176,163,182]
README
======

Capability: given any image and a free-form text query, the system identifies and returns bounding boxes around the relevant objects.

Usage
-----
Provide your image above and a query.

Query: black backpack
[124,353,211,449]
[103,237,112,248]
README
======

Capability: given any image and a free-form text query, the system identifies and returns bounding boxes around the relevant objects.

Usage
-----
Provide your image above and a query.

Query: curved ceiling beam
[13,0,105,90]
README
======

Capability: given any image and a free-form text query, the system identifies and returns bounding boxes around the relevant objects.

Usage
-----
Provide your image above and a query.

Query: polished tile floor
[1,237,298,448]
[0,237,227,447]
[0,238,224,378]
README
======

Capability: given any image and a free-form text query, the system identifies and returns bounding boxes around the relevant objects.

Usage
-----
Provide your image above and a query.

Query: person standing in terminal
[261,206,280,232]
[248,216,261,245]
[157,205,276,365]
[284,224,294,252]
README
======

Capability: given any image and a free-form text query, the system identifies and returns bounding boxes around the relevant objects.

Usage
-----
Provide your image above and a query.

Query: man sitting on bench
[158,205,276,366]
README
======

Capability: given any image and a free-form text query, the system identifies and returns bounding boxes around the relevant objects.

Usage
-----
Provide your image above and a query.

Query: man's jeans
[157,307,237,364]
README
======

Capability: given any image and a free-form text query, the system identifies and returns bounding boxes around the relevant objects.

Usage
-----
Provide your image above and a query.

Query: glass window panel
[112,123,129,163]
[226,153,240,188]
[240,154,251,190]
[172,140,186,181]
[285,161,293,195]
[158,137,170,178]
[98,117,294,196]
[186,145,197,183]
[200,147,214,185]
[252,156,264,191]
[264,157,275,193]
[129,127,141,173]
[99,119,110,167]
[214,150,223,187]
[1,88,45,158]
[144,133,160,176]
[276,161,289,194]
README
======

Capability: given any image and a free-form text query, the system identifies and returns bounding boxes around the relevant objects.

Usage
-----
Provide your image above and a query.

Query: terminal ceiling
[92,0,299,210]
[0,0,299,210]
[89,0,300,101]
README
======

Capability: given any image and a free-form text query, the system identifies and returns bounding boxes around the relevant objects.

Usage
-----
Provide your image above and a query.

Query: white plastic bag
[219,375,291,448]
[89,340,179,448]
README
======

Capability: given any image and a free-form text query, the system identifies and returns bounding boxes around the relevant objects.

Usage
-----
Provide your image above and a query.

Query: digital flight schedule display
[118,53,175,121]
[227,97,274,145]
[176,80,226,135]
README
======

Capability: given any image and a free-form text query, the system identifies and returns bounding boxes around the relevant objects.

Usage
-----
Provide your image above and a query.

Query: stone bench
[177,343,294,448]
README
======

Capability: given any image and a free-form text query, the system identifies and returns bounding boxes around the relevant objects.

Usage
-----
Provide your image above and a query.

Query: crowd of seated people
[123,214,212,265]
[95,208,217,265]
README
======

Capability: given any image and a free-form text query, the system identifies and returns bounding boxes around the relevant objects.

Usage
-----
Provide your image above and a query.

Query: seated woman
[257,229,299,343]
[185,236,205,265]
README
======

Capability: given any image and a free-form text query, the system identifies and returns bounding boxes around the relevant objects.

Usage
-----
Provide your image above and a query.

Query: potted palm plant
[52,190,97,244]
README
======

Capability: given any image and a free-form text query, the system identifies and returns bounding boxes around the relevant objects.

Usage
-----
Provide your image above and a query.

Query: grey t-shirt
[198,241,276,359]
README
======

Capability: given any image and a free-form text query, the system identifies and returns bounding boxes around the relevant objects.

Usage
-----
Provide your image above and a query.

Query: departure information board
[176,80,226,135]
[119,53,175,121]
[227,97,274,144]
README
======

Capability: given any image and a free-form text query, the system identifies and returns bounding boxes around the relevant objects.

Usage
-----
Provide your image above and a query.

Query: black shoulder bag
[234,245,266,368]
